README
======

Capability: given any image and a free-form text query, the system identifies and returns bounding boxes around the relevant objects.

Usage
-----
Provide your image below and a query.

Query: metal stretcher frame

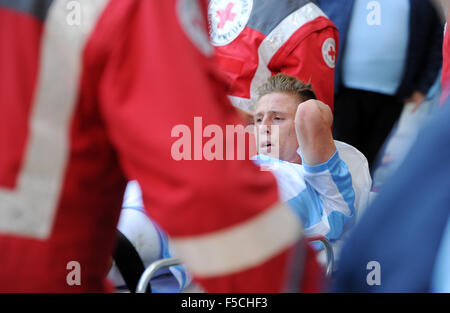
[136,258,182,293]
[307,235,335,277]
[135,236,334,293]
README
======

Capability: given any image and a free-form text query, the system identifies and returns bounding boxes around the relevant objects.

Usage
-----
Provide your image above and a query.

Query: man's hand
[404,91,426,113]
[295,100,336,166]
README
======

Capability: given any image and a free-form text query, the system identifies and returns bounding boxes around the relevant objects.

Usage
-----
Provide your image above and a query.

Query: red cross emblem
[321,38,336,68]
[328,45,336,62]
[216,2,237,29]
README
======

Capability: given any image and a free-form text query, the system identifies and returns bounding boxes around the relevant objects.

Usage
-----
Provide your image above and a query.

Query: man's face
[254,92,301,163]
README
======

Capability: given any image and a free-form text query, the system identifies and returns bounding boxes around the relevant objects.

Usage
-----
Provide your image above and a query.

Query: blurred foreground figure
[332,6,449,288]
[208,0,338,114]
[0,0,320,292]
[442,4,450,103]
[332,100,450,292]
[332,9,449,286]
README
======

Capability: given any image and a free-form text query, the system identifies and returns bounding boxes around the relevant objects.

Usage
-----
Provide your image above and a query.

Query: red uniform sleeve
[97,0,311,292]
[271,18,338,111]
[441,22,450,105]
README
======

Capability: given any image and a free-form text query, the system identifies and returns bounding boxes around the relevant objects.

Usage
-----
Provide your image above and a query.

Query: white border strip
[171,202,303,278]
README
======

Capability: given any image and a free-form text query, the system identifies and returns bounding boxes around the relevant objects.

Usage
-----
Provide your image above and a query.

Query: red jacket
[209,0,338,113]
[0,0,323,292]
[442,21,450,104]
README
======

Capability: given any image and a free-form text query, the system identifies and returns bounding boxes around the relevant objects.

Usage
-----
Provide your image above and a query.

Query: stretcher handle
[306,235,334,278]
[136,236,334,293]
[136,257,182,293]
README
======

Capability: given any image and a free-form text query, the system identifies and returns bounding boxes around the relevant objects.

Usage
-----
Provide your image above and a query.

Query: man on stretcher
[252,73,371,244]
[112,74,371,292]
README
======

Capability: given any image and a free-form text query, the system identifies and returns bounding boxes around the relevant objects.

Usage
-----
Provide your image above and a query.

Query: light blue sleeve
[253,154,323,231]
[301,150,356,241]
[253,151,356,242]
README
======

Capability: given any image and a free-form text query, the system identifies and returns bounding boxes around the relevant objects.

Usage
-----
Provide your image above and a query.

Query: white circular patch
[177,0,214,56]
[208,0,253,46]
[321,38,337,69]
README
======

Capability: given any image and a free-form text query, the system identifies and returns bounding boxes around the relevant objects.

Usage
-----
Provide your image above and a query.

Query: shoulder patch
[208,0,253,46]
[321,38,336,69]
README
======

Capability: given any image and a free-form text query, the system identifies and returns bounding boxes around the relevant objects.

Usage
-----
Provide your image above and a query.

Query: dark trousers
[333,87,404,171]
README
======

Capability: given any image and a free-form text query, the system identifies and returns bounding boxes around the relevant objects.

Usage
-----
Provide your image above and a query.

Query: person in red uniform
[0,0,323,292]
[208,0,338,115]
[442,8,450,103]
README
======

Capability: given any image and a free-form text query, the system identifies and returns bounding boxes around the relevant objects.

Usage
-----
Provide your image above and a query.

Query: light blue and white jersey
[253,141,371,242]
[108,181,192,293]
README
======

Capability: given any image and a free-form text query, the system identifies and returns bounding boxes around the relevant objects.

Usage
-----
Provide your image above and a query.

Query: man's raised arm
[295,100,336,166]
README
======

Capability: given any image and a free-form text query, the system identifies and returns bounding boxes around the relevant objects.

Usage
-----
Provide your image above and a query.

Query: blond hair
[257,73,317,103]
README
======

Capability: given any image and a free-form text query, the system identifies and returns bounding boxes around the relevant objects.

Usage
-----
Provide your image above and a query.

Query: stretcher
[135,235,335,293]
